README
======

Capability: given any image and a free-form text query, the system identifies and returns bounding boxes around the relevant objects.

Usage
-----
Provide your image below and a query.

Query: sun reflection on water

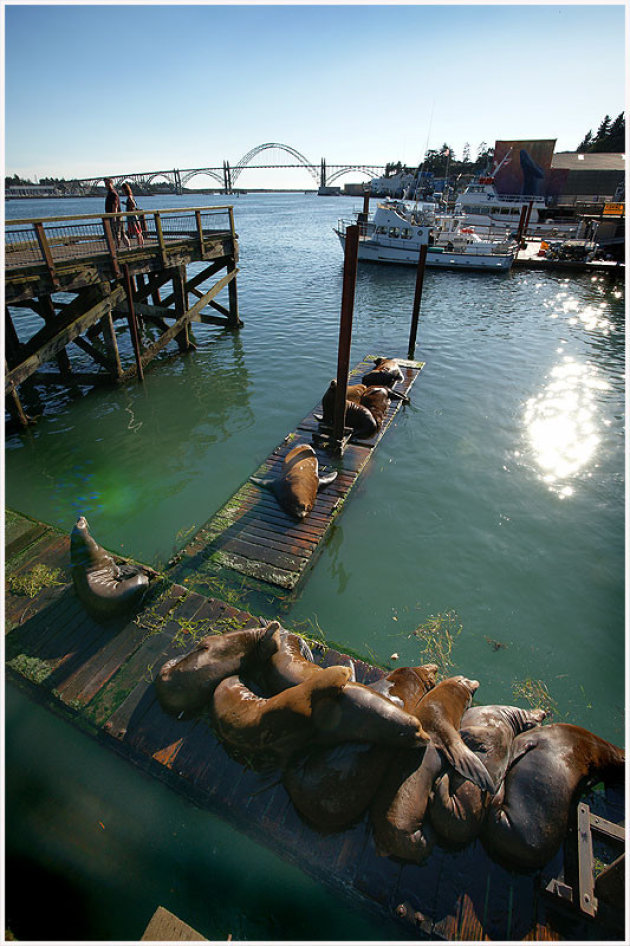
[522,358,609,497]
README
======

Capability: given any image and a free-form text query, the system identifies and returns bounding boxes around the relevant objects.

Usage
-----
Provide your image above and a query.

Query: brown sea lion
[70,516,150,618]
[259,625,430,749]
[481,723,625,871]
[283,664,438,833]
[429,705,546,846]
[155,622,278,717]
[250,623,340,694]
[320,380,378,436]
[361,357,405,387]
[368,664,440,712]
[359,385,390,428]
[211,664,353,763]
[319,380,407,436]
[250,443,337,520]
[370,676,494,862]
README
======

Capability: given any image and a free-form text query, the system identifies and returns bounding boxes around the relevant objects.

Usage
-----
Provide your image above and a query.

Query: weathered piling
[408,244,428,360]
[331,223,360,453]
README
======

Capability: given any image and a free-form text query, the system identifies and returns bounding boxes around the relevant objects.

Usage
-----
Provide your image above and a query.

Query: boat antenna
[414,100,435,206]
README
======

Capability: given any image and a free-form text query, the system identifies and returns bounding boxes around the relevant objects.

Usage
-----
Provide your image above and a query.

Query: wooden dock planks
[171,356,424,592]
[5,515,621,942]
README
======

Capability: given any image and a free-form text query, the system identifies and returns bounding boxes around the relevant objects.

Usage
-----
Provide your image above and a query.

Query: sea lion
[155,622,278,717]
[249,623,338,694]
[429,705,546,846]
[70,515,150,618]
[259,624,430,749]
[370,676,494,862]
[319,380,408,436]
[367,664,439,711]
[320,380,378,436]
[481,723,625,871]
[361,357,404,388]
[211,664,353,763]
[283,663,438,833]
[359,385,391,429]
[250,443,337,520]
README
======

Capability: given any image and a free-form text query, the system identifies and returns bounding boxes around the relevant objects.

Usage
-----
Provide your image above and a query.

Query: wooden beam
[33,221,60,290]
[5,285,125,391]
[72,335,116,372]
[99,312,123,379]
[118,269,236,383]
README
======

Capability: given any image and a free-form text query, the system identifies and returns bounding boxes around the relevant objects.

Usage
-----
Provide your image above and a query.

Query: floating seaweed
[511,677,559,720]
[410,610,463,675]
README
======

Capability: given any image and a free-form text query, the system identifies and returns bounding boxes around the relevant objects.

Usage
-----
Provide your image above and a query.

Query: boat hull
[335,231,513,272]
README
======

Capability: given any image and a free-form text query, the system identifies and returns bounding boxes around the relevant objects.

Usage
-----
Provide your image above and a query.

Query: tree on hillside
[577,112,625,153]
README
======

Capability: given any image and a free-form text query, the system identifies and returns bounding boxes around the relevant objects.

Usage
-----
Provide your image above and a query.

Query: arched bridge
[63,143,386,194]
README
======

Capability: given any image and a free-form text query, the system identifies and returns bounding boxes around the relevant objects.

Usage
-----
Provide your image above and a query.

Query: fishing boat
[453,149,578,238]
[334,199,516,271]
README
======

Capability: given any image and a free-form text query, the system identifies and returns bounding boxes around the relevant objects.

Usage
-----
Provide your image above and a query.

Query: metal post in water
[358,189,370,228]
[122,263,144,381]
[408,244,428,360]
[331,223,359,452]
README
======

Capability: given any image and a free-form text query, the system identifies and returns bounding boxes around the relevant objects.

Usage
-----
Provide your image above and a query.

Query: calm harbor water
[5,192,625,940]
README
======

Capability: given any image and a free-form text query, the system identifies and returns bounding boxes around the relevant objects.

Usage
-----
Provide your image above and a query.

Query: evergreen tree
[577,130,593,152]
[594,115,612,142]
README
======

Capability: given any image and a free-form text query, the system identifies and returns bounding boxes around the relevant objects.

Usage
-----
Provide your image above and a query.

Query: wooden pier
[5,512,623,941]
[5,206,240,426]
[168,356,424,596]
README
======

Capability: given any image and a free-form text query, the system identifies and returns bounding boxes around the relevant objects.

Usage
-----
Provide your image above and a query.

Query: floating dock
[512,240,624,275]
[5,512,624,941]
[169,356,424,596]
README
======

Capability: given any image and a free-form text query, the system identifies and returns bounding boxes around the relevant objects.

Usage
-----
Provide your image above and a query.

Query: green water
[4,193,625,939]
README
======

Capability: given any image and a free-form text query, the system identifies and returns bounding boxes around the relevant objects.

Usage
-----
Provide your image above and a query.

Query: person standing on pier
[104,178,130,249]
[121,182,144,248]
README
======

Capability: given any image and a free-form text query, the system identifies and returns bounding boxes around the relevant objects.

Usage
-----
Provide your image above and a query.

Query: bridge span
[60,143,386,195]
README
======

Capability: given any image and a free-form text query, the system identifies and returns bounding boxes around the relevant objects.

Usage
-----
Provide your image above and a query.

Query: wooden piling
[408,244,428,360]
[122,264,144,381]
[332,224,359,452]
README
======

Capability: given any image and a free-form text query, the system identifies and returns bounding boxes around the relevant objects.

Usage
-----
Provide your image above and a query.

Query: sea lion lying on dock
[250,443,337,520]
[370,676,494,862]
[70,516,150,619]
[429,704,546,846]
[481,723,625,870]
[361,357,405,388]
[258,623,430,749]
[155,622,278,717]
[283,663,438,833]
[318,379,407,437]
[212,664,353,764]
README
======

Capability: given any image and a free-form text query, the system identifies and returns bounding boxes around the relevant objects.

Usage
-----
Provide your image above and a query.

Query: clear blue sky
[4,3,627,187]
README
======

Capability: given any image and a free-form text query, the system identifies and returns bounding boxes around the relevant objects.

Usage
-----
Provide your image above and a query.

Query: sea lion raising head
[369,676,494,863]
[251,443,337,520]
[70,516,150,618]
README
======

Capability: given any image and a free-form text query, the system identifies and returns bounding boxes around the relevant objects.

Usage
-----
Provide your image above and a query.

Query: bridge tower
[174,169,183,196]
[320,158,327,189]
[223,161,232,194]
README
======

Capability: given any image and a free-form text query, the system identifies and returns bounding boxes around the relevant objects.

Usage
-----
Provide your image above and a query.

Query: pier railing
[5,205,236,270]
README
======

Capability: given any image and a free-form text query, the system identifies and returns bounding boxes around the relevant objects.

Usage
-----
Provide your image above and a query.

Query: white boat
[453,149,578,238]
[334,199,516,272]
